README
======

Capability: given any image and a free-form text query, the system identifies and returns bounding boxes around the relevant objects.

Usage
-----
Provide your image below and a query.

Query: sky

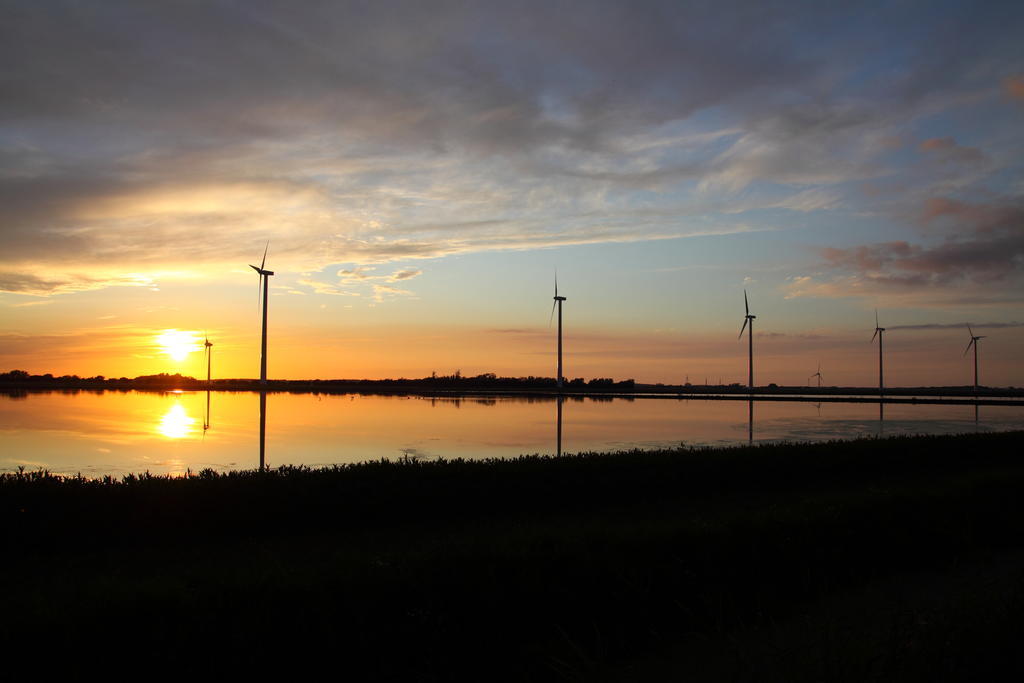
[1,0,1023,387]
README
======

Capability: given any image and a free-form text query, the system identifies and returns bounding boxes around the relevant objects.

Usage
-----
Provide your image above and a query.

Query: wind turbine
[550,274,567,390]
[250,243,274,384]
[964,323,986,394]
[203,332,213,384]
[809,362,823,389]
[203,332,213,436]
[738,290,756,390]
[871,309,885,396]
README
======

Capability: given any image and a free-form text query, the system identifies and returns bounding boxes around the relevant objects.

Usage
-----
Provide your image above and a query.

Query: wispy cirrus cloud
[371,284,416,303]
[312,266,425,303]
[296,279,359,297]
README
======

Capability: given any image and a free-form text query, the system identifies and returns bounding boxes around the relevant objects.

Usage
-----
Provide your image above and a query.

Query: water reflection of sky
[1,391,1022,477]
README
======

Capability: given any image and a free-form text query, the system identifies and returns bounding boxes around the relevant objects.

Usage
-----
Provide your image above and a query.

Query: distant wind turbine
[871,309,885,396]
[738,290,756,390]
[809,362,823,389]
[964,323,986,394]
[550,274,567,390]
[250,243,274,384]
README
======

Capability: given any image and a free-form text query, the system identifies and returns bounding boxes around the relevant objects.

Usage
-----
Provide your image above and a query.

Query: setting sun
[156,329,199,363]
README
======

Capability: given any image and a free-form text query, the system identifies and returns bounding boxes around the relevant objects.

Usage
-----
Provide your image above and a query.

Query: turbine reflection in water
[158,403,197,439]
[556,396,563,457]
[259,391,267,470]
[748,399,754,444]
[203,389,212,436]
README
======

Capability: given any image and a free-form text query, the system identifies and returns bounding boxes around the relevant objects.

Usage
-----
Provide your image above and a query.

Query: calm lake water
[2,390,1022,477]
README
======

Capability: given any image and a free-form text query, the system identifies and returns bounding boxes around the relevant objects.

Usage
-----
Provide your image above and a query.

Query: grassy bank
[4,432,1024,679]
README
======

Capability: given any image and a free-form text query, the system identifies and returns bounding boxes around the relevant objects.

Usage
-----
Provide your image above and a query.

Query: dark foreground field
[5,432,1024,679]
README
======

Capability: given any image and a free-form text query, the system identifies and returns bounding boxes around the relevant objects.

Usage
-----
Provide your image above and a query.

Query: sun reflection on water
[157,403,196,439]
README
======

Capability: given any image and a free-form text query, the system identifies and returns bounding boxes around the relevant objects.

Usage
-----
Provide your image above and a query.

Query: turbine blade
[875,308,879,328]
[744,289,749,315]
[966,323,974,338]
[871,328,878,342]
[554,271,558,298]
[549,300,557,326]
[738,317,748,340]
[249,264,261,273]
[963,339,974,356]
[260,241,269,271]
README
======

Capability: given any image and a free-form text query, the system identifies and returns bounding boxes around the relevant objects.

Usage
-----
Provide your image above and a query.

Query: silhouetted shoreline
[4,431,1024,678]
[3,369,1023,404]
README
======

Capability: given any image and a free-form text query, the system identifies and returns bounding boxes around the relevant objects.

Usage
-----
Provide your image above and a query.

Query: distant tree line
[0,369,637,393]
[4,369,1017,397]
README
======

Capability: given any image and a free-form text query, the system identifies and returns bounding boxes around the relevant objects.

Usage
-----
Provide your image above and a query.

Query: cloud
[296,279,359,297]
[2,1,1023,297]
[698,103,886,193]
[485,328,536,335]
[389,269,422,282]
[1006,75,1024,100]
[918,137,987,166]
[887,321,1024,331]
[337,266,420,283]
[757,331,827,340]
[10,299,54,308]
[337,267,377,282]
[785,197,1024,303]
[0,271,156,297]
[371,284,415,303]
[920,197,1021,234]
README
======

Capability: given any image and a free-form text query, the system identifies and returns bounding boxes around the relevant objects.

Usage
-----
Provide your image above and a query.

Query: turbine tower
[738,290,756,390]
[203,333,213,384]
[964,323,986,394]
[871,309,885,396]
[809,362,823,389]
[250,243,274,384]
[550,275,567,390]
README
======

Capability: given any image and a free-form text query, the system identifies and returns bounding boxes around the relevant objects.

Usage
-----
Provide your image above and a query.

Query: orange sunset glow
[0,0,1021,388]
